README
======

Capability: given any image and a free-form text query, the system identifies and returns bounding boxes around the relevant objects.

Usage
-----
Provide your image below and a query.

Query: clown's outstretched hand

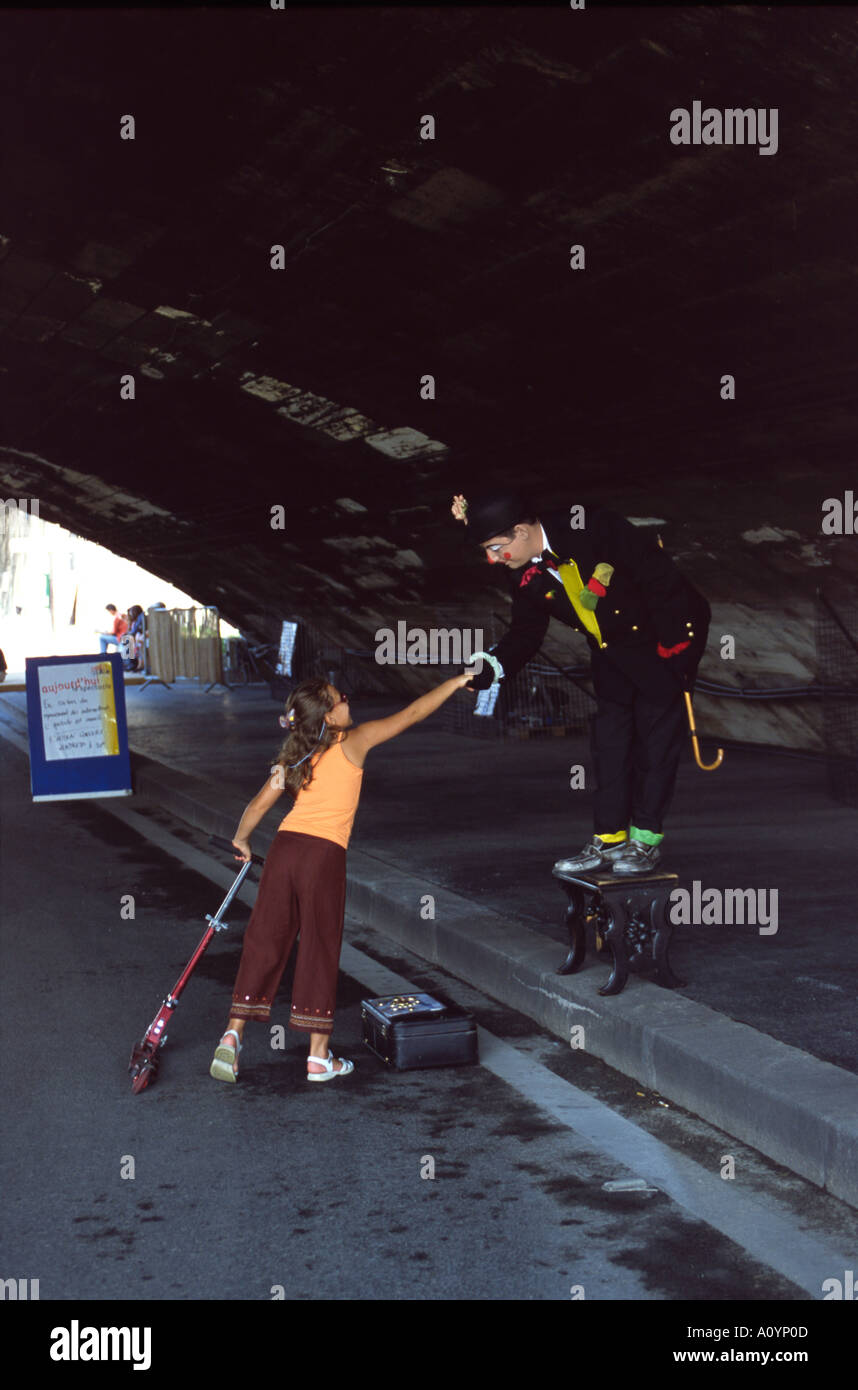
[451,494,468,524]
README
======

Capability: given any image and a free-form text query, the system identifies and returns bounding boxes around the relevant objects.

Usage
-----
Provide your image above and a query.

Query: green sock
[629,825,663,846]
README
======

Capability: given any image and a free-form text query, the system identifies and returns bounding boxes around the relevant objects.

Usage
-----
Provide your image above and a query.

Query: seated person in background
[96,604,129,654]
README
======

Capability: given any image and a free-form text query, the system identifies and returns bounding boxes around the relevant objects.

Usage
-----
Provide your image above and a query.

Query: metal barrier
[815,585,858,807]
[210,601,858,783]
[269,617,393,699]
[268,611,593,739]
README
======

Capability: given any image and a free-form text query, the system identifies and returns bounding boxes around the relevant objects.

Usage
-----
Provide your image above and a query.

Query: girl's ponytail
[275,677,338,796]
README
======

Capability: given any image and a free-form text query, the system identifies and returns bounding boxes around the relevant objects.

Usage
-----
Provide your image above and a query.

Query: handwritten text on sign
[39,663,120,761]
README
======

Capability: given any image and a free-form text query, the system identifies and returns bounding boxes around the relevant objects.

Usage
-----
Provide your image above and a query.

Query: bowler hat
[464,490,538,545]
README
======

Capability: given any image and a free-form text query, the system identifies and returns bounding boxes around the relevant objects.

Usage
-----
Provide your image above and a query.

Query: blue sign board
[25,653,132,801]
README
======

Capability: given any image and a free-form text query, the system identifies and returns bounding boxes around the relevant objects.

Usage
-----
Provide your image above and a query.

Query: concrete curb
[3,693,857,1208]
[342,850,858,1209]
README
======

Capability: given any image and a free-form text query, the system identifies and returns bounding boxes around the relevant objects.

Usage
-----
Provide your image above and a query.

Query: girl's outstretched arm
[231,771,286,860]
[344,672,473,767]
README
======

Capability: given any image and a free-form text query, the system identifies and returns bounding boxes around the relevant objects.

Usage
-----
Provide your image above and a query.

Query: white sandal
[210,1029,242,1083]
[306,1048,354,1083]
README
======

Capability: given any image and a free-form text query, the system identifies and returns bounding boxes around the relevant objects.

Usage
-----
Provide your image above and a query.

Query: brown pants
[229,830,347,1034]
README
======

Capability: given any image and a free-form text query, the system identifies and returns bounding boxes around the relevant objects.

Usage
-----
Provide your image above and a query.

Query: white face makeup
[480,524,537,569]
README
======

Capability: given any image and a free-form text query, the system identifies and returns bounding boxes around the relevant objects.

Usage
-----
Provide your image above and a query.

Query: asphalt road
[1,731,855,1339]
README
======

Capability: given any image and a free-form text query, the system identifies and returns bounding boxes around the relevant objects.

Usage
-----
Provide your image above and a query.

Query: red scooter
[128,835,265,1093]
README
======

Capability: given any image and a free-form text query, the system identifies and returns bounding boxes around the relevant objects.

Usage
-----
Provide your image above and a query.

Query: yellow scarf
[556,559,605,648]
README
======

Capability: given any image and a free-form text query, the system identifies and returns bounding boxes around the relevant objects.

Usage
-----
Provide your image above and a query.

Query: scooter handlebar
[209,834,266,867]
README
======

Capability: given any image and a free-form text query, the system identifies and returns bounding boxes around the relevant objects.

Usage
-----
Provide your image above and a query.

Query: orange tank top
[278,736,364,849]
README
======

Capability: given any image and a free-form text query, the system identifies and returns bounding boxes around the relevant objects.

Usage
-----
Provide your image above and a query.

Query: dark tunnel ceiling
[2,4,858,653]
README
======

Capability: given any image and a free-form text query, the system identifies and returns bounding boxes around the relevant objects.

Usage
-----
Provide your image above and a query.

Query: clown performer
[452,490,711,875]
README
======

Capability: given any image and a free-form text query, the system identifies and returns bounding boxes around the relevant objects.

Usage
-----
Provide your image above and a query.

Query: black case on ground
[360,993,478,1070]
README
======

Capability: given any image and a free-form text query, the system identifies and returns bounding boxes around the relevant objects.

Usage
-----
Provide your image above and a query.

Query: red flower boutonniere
[519,565,541,588]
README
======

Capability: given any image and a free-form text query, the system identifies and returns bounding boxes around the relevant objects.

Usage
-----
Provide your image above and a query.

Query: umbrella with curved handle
[655,534,724,772]
[684,690,724,771]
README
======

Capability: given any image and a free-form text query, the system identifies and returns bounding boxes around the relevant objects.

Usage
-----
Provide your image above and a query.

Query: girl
[210,669,473,1084]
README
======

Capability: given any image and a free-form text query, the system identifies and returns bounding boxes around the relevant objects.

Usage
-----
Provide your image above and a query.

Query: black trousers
[589,612,710,837]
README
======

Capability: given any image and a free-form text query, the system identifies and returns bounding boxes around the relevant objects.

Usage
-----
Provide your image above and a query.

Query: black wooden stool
[551,867,684,995]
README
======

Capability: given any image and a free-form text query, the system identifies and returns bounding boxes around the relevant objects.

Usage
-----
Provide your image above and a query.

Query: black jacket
[485,506,709,683]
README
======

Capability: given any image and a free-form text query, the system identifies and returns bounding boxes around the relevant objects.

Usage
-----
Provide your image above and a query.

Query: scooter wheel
[129,1040,160,1093]
[130,1058,158,1093]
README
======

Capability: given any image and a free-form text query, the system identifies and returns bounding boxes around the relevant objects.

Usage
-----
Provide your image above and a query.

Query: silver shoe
[553,836,629,875]
[611,840,662,875]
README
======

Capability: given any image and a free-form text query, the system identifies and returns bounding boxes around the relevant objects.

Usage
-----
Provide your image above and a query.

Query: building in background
[0,502,238,672]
